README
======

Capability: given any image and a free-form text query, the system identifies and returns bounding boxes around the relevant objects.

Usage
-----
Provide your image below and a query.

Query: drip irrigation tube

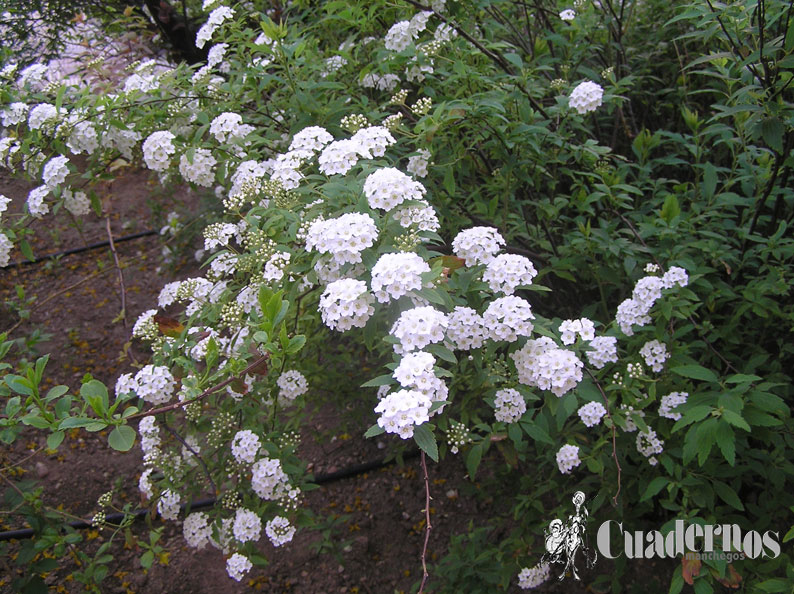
[0,449,420,541]
[13,229,158,267]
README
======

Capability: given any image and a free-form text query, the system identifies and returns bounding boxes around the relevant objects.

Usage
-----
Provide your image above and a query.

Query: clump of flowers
[556,444,582,474]
[374,388,432,438]
[390,306,448,353]
[511,337,583,397]
[639,339,668,372]
[483,296,535,342]
[659,391,688,420]
[568,80,604,114]
[452,227,505,266]
[493,388,527,423]
[483,254,537,295]
[578,401,607,427]
[277,370,308,402]
[518,562,551,589]
[319,278,375,331]
[370,252,430,302]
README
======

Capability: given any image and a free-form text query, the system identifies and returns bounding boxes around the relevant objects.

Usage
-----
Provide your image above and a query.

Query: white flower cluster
[265,516,296,547]
[578,401,607,427]
[62,188,90,216]
[364,167,426,211]
[393,351,448,407]
[559,318,595,345]
[1,102,28,126]
[0,233,12,267]
[263,251,290,283]
[196,5,235,48]
[585,335,618,369]
[132,309,159,341]
[385,21,417,52]
[371,252,430,302]
[556,444,582,474]
[517,562,551,589]
[231,429,261,464]
[569,80,604,114]
[138,416,161,454]
[616,267,689,335]
[360,72,400,92]
[233,507,262,543]
[42,155,69,189]
[226,552,252,582]
[636,428,664,462]
[374,388,432,438]
[132,365,176,405]
[179,148,217,186]
[142,131,176,172]
[390,306,448,354]
[445,306,486,350]
[289,126,334,156]
[483,296,534,342]
[407,149,431,177]
[483,254,537,295]
[352,126,395,158]
[511,337,583,397]
[251,457,291,500]
[659,391,688,421]
[639,339,668,373]
[277,370,308,402]
[305,212,378,265]
[393,203,440,232]
[157,489,181,521]
[183,512,212,549]
[619,404,645,432]
[319,278,375,331]
[26,186,49,217]
[559,9,576,20]
[493,388,526,423]
[452,227,505,266]
[28,103,61,131]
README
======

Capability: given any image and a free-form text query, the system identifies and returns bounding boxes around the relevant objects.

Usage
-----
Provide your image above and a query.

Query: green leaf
[466,441,485,478]
[46,431,65,450]
[108,425,136,452]
[413,424,438,462]
[672,405,712,432]
[695,418,718,466]
[519,420,554,445]
[712,480,744,510]
[364,423,385,438]
[721,409,750,431]
[58,417,95,429]
[760,117,784,153]
[80,380,109,416]
[21,413,50,429]
[426,343,457,364]
[701,163,717,200]
[140,550,154,569]
[661,194,681,223]
[640,476,670,501]
[19,239,35,262]
[285,335,306,354]
[714,421,735,465]
[361,374,394,388]
[671,365,718,383]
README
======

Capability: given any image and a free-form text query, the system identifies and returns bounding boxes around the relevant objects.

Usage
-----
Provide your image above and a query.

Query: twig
[105,216,127,328]
[585,370,621,507]
[162,422,218,496]
[418,452,433,593]
[125,354,270,420]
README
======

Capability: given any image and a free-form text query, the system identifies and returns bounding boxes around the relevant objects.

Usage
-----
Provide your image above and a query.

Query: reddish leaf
[682,556,701,585]
[153,315,184,338]
[713,564,742,589]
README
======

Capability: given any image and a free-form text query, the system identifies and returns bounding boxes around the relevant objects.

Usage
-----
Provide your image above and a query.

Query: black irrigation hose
[13,229,158,267]
[0,449,421,541]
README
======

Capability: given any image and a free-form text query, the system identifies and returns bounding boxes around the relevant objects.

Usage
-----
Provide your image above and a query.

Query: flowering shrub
[1,0,793,591]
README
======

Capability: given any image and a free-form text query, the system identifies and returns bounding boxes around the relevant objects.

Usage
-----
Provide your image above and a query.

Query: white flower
[493,388,526,423]
[385,21,416,52]
[209,112,254,143]
[133,365,176,405]
[231,430,261,464]
[559,9,575,20]
[371,252,430,302]
[251,457,291,500]
[483,254,537,295]
[233,507,262,543]
[662,266,689,288]
[196,6,235,49]
[179,148,217,186]
[578,401,607,427]
[1,102,28,126]
[289,126,333,155]
[319,278,375,331]
[157,489,181,521]
[586,336,618,369]
[351,126,396,158]
[277,370,308,402]
[568,80,604,114]
[445,306,486,350]
[183,512,212,549]
[482,296,534,342]
[518,562,551,589]
[142,131,176,172]
[62,189,91,216]
[639,339,668,373]
[556,444,581,474]
[305,212,378,265]
[636,428,664,458]
[558,318,595,345]
[659,391,688,421]
[26,185,50,217]
[0,233,13,268]
[374,388,432,439]
[511,337,583,397]
[407,149,431,177]
[265,516,296,547]
[318,139,360,175]
[452,226,505,266]
[226,553,252,581]
[390,306,448,354]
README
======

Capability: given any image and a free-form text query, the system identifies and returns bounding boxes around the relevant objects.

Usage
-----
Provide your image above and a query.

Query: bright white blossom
[636,428,664,458]
[289,126,334,155]
[452,227,505,266]
[226,553,252,581]
[407,149,431,177]
[133,364,176,405]
[586,336,618,369]
[0,234,12,267]
[251,457,291,500]
[157,489,181,521]
[27,185,50,217]
[62,189,90,216]
[483,296,534,342]
[364,167,425,211]
[196,6,235,49]
[390,306,448,354]
[265,516,296,547]
[319,278,375,331]
[142,131,176,172]
[518,562,551,589]
[659,391,688,421]
[578,401,607,427]
[231,430,261,464]
[351,126,396,158]
[493,388,527,423]
[511,337,583,397]
[662,266,689,288]
[558,318,595,345]
[374,388,432,438]
[305,212,377,265]
[445,306,486,350]
[560,9,575,20]
[483,254,537,295]
[371,252,430,302]
[385,21,417,52]
[183,512,212,549]
[569,80,604,114]
[277,370,308,402]
[639,339,668,373]
[233,507,262,543]
[179,148,217,186]
[556,444,582,474]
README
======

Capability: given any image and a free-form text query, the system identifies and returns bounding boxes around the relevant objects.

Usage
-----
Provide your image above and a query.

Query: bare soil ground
[0,168,671,593]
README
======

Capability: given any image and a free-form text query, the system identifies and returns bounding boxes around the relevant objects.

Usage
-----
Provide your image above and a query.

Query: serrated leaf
[466,441,484,478]
[672,405,712,432]
[721,409,750,431]
[519,420,554,445]
[108,425,136,451]
[714,421,735,465]
[713,480,744,510]
[761,117,784,153]
[413,424,438,462]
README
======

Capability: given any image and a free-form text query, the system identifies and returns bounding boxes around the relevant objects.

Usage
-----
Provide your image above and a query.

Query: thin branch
[418,452,433,593]
[105,216,127,327]
[585,370,621,506]
[125,354,270,420]
[162,422,218,496]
